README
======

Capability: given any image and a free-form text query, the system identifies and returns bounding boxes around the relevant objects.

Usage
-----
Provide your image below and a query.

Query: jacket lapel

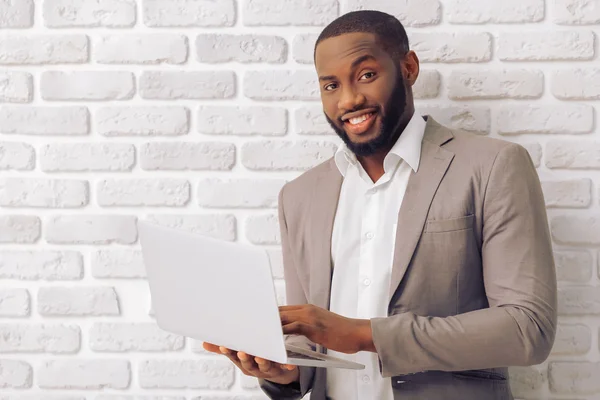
[387,119,455,305]
[309,166,342,310]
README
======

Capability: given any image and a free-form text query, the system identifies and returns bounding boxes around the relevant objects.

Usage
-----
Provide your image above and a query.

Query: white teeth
[349,113,372,125]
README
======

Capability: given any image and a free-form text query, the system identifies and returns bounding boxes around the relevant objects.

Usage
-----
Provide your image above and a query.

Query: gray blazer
[260,117,557,400]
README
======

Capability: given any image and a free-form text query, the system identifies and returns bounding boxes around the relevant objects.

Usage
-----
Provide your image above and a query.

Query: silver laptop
[137,220,364,370]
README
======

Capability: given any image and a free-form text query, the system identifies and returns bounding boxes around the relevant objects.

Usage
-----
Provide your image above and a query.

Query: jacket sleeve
[370,143,558,377]
[259,185,316,399]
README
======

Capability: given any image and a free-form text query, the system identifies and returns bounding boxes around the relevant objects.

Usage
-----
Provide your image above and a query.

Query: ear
[401,51,420,87]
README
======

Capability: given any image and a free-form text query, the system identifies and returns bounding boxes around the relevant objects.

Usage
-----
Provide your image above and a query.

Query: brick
[143,0,235,27]
[46,215,137,245]
[197,178,285,208]
[0,251,83,280]
[196,34,286,63]
[558,286,600,315]
[413,70,440,99]
[43,0,136,27]
[295,106,334,135]
[268,249,284,279]
[244,70,319,100]
[246,214,280,245]
[90,323,184,352]
[40,143,135,172]
[244,0,338,26]
[292,34,318,64]
[0,396,84,400]
[551,324,591,355]
[0,72,32,103]
[240,373,261,390]
[0,289,29,317]
[41,71,134,101]
[197,106,287,135]
[0,35,88,65]
[449,70,544,99]
[546,141,600,169]
[0,360,32,388]
[138,360,234,389]
[140,142,235,171]
[554,0,600,24]
[0,324,80,353]
[38,287,120,316]
[0,178,89,208]
[417,106,491,135]
[554,250,593,283]
[0,216,40,243]
[0,106,89,135]
[447,0,544,23]
[39,360,130,389]
[409,32,492,63]
[498,31,595,61]
[498,105,594,134]
[241,140,337,171]
[144,214,236,241]
[97,179,190,207]
[552,68,600,100]
[508,364,547,398]
[96,34,188,64]
[521,142,542,168]
[551,216,600,245]
[542,179,592,208]
[92,250,146,279]
[549,362,600,394]
[344,0,441,26]
[0,142,35,170]
[96,397,185,400]
[0,0,33,27]
[97,106,189,136]
[140,71,235,99]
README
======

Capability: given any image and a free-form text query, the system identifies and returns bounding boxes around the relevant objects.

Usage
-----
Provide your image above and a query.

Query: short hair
[314,10,410,63]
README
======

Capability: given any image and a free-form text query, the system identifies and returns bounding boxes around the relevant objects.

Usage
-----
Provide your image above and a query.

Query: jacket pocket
[424,214,475,233]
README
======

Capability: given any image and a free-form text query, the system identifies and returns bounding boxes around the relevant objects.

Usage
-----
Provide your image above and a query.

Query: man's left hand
[279,304,374,354]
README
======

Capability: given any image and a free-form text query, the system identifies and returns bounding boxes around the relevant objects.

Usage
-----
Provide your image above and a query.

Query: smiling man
[204,10,557,400]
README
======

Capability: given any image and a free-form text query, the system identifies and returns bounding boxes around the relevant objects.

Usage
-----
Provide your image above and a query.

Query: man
[203,10,557,400]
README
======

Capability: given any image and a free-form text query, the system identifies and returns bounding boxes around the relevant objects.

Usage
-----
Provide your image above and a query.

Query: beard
[325,69,407,157]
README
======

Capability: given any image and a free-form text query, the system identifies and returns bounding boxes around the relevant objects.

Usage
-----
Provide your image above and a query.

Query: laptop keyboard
[287,350,326,361]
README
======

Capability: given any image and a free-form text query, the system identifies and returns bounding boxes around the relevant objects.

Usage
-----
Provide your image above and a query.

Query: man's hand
[202,342,300,385]
[279,304,375,354]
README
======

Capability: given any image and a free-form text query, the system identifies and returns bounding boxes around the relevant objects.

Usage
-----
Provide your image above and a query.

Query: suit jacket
[260,116,557,400]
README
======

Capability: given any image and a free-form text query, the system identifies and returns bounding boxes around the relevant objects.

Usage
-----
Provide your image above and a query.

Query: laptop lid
[138,220,289,364]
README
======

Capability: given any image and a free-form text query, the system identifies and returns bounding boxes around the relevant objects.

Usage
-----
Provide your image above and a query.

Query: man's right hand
[202,342,300,385]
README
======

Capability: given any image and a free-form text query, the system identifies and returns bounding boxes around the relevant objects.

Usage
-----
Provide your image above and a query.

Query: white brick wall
[0,0,598,398]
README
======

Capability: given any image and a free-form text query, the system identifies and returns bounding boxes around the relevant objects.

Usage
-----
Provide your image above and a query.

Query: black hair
[314,10,410,63]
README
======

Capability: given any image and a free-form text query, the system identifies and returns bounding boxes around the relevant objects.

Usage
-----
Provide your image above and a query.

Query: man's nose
[338,87,366,115]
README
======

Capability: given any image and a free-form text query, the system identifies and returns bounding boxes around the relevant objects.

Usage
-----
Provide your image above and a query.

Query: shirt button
[362,375,371,383]
[365,232,374,239]
[363,278,371,286]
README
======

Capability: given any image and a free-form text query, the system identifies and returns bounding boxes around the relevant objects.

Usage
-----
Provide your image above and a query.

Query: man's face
[315,32,407,157]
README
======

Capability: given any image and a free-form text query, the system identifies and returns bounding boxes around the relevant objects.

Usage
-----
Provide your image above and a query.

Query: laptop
[137,220,364,370]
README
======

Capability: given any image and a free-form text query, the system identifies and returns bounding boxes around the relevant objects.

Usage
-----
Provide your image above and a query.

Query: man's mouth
[343,111,378,136]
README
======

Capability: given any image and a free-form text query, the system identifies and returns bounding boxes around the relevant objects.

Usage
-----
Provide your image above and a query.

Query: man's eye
[360,72,376,80]
[324,83,337,91]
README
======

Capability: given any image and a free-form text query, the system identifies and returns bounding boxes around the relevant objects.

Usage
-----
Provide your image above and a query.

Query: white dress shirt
[325,113,427,400]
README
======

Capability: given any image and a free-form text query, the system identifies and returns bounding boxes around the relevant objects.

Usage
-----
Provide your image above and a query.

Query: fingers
[238,351,260,375]
[282,321,306,335]
[202,342,221,354]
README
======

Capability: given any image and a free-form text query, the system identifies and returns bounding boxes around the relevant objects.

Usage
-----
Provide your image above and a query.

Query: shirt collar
[334,112,427,177]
